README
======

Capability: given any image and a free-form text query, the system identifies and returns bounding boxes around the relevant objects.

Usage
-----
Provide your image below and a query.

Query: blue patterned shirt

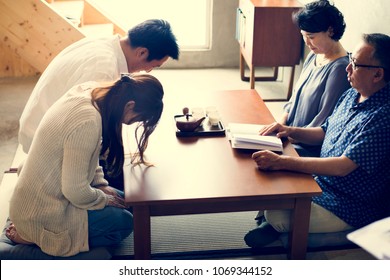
[313,83,390,228]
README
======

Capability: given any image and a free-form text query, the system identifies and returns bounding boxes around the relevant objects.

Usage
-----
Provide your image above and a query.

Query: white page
[230,138,283,152]
[347,217,390,259]
[233,133,282,147]
[227,123,265,135]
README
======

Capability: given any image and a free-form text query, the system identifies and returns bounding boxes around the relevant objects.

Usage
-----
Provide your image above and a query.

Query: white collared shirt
[19,35,128,153]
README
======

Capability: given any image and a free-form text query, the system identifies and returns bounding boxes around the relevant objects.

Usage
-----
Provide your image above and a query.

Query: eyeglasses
[348,53,385,71]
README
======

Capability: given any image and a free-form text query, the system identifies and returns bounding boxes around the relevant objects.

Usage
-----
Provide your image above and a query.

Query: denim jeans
[87,190,133,248]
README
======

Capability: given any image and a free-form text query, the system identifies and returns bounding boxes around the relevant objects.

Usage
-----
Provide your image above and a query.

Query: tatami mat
[112,211,270,258]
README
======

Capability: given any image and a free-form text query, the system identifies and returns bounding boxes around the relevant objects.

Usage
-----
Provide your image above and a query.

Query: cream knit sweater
[10,82,109,257]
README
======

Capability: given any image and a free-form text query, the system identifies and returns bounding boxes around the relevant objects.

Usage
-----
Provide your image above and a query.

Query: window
[89,0,212,50]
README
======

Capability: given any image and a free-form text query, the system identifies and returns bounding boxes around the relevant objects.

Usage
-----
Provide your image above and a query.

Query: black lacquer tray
[174,115,226,137]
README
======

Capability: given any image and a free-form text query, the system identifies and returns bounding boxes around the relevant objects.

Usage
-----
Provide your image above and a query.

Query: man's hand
[252,150,283,171]
[253,150,358,176]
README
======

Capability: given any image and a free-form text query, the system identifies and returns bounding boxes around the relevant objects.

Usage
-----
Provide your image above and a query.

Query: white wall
[168,0,390,69]
[299,0,390,52]
[335,0,390,51]
[164,0,239,69]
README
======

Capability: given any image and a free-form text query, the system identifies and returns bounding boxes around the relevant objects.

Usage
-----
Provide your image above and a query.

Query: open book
[227,123,283,152]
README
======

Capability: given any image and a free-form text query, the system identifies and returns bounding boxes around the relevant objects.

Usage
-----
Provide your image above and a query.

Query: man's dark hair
[293,0,346,41]
[128,19,179,61]
[364,33,390,82]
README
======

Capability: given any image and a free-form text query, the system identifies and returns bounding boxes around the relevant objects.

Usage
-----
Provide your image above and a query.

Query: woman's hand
[98,186,127,208]
[106,194,126,208]
[259,122,292,139]
[97,185,120,197]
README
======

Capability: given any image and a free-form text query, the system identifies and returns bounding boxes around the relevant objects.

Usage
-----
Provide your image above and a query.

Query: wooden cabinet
[236,0,303,100]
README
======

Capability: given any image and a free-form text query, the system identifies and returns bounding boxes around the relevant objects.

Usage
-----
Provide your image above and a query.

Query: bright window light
[89,0,212,50]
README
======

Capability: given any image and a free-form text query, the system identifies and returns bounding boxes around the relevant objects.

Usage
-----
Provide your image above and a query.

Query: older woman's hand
[259,122,300,145]
[259,122,290,138]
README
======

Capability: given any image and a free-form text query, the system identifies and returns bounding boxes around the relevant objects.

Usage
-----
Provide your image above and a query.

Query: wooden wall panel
[0,40,40,77]
[84,0,125,36]
[0,0,85,77]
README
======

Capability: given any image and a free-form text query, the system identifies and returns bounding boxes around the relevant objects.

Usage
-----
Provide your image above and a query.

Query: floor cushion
[0,219,111,260]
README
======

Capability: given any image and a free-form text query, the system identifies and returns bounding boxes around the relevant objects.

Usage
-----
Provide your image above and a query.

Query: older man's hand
[252,150,283,171]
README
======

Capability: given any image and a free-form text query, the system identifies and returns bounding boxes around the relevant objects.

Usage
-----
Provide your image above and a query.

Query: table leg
[249,65,255,89]
[240,52,246,82]
[287,66,296,100]
[288,197,311,259]
[132,205,151,259]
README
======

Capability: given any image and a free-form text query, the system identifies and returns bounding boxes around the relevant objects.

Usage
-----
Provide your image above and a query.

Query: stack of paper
[227,123,283,152]
[347,217,390,259]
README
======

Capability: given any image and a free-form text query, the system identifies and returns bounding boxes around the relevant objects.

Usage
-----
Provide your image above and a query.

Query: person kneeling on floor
[7,74,164,257]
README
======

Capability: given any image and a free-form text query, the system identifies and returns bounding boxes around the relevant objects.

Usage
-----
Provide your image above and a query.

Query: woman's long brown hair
[92,74,164,177]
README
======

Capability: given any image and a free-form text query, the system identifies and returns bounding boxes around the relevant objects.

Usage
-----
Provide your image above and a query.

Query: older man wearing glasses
[245,33,390,248]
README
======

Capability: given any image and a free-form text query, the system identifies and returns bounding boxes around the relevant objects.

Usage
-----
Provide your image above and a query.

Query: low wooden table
[123,89,321,259]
